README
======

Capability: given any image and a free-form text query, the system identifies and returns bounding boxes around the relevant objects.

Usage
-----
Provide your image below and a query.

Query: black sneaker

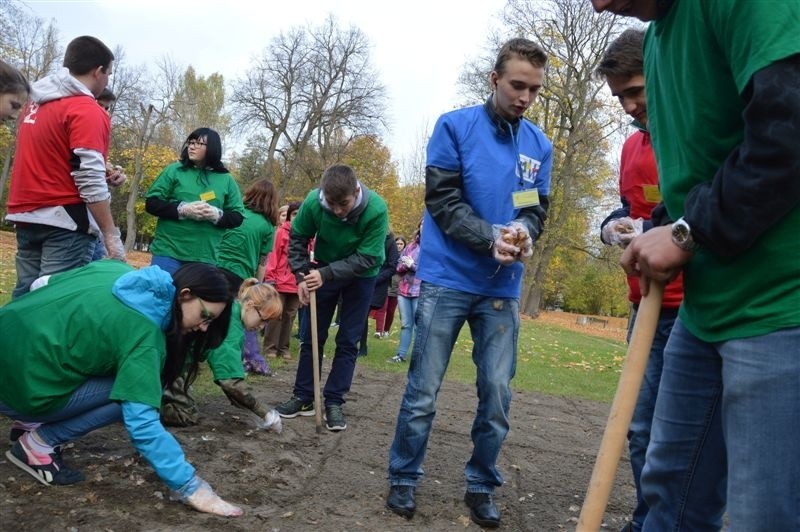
[5,440,84,486]
[324,404,347,431]
[9,429,63,456]
[275,397,315,418]
[9,427,25,444]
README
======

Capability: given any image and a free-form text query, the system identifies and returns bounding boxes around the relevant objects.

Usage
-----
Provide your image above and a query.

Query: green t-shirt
[645,0,800,341]
[0,261,168,415]
[203,300,247,381]
[147,162,245,264]
[216,207,275,281]
[292,189,388,278]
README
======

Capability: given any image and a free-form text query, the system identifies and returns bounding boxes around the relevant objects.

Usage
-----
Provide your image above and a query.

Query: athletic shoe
[381,332,390,338]
[9,421,41,445]
[324,404,347,431]
[388,355,406,363]
[275,397,315,418]
[9,427,25,445]
[6,440,84,486]
[9,427,63,456]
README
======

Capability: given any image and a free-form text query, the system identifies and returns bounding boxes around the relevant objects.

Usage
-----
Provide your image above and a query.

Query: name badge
[200,191,216,202]
[642,184,661,203]
[513,188,540,208]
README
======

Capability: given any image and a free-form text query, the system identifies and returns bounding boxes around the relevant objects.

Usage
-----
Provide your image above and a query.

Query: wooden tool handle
[577,281,665,531]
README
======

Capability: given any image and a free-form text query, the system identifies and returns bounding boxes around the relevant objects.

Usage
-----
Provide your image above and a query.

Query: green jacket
[288,182,388,281]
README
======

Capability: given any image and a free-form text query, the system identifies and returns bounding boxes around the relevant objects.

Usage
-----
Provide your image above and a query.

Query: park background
[0,0,641,319]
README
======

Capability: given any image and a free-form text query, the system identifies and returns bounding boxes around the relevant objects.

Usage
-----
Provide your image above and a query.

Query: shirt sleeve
[121,401,196,491]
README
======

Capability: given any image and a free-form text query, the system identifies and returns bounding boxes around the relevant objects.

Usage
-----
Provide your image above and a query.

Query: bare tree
[398,121,431,187]
[0,0,62,214]
[0,0,61,81]
[231,15,387,198]
[110,56,183,250]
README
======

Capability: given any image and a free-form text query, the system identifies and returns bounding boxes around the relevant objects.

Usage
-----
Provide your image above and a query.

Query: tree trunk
[124,104,154,252]
[0,143,14,210]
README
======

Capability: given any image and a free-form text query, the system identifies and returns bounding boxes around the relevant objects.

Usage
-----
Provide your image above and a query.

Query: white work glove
[506,221,533,261]
[601,217,643,248]
[103,226,126,261]
[254,409,283,434]
[177,201,209,221]
[105,164,127,187]
[205,205,223,224]
[174,476,242,517]
[491,221,532,265]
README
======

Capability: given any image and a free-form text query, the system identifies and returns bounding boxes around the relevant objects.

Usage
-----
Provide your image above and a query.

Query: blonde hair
[238,279,282,320]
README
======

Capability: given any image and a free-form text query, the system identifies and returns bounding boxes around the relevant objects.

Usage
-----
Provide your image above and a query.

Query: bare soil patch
[0,229,635,531]
[1,363,635,531]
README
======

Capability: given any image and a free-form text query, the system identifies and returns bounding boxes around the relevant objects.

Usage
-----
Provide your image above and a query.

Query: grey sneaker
[324,404,347,431]
[388,355,406,363]
[276,397,315,418]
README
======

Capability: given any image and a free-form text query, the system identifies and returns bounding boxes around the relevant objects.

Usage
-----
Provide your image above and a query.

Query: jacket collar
[484,96,522,137]
[318,180,370,225]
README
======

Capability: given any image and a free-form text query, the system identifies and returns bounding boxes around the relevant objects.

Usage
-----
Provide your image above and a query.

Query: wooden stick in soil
[309,290,324,434]
[577,281,664,531]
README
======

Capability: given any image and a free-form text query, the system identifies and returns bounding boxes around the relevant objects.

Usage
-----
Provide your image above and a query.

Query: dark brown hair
[320,164,358,202]
[63,35,114,75]
[0,59,30,95]
[243,178,279,225]
[595,29,645,80]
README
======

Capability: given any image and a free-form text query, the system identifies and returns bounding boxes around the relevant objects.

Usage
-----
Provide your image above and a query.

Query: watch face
[672,219,696,250]
[673,222,689,242]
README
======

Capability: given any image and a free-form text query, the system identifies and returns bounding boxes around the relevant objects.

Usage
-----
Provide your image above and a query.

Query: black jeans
[293,276,376,405]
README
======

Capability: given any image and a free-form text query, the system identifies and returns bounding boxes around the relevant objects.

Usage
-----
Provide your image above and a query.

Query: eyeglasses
[198,298,216,325]
[187,140,207,147]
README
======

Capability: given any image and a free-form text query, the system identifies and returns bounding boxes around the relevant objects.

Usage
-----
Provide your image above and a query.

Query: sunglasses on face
[198,298,216,325]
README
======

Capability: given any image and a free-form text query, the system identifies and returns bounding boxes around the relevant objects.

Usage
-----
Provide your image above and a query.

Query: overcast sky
[23,0,508,164]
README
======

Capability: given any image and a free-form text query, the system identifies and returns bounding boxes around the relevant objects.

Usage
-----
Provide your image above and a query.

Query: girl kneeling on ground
[0,260,242,517]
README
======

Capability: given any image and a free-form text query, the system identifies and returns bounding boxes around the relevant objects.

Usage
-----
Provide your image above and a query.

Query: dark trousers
[293,276,376,406]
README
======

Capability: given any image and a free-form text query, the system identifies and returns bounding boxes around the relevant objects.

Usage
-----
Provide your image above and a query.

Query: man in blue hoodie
[386,38,552,528]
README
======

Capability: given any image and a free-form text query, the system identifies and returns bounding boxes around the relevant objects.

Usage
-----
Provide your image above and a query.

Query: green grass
[0,250,13,306]
[191,319,626,404]
[352,320,625,402]
[0,244,626,403]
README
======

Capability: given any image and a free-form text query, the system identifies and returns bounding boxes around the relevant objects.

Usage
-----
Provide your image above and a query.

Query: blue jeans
[388,282,519,493]
[625,306,677,532]
[91,237,106,261]
[294,276,375,406]
[0,377,121,447]
[150,255,187,276]
[642,320,800,531]
[13,224,96,299]
[397,295,418,358]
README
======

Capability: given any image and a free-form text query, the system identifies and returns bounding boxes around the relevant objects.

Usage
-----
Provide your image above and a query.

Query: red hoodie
[264,220,297,293]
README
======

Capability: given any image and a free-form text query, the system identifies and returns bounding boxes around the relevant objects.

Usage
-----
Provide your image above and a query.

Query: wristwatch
[671,217,699,252]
